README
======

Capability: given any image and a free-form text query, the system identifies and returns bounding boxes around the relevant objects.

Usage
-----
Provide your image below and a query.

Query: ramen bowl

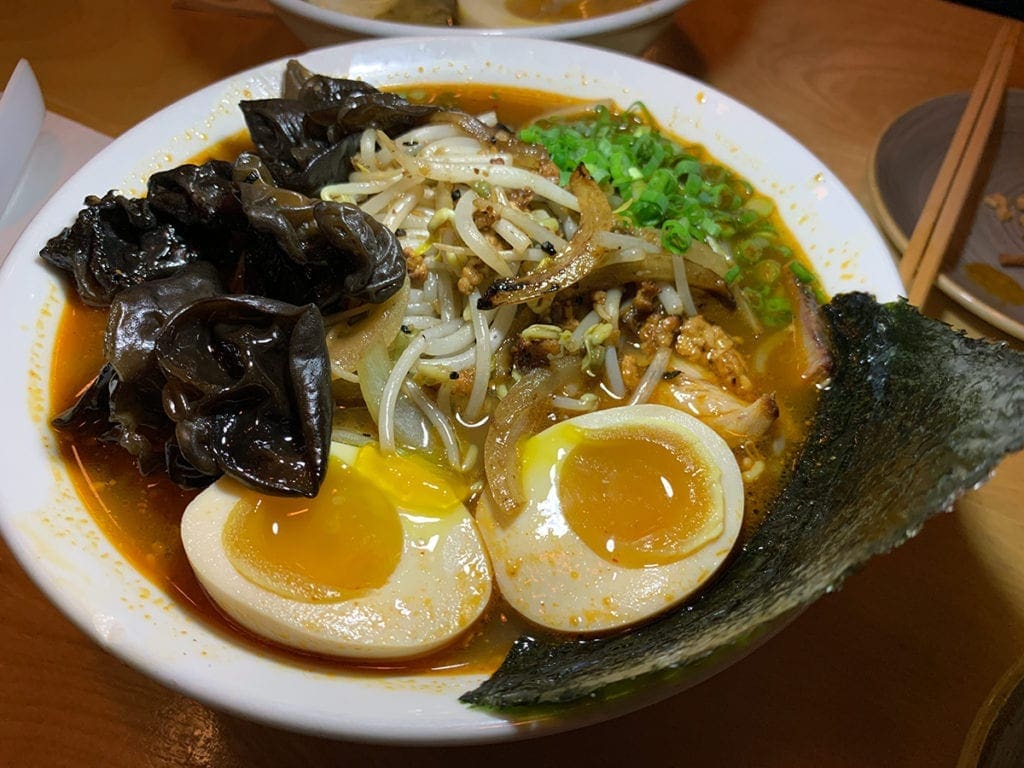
[0,36,902,745]
[267,0,690,54]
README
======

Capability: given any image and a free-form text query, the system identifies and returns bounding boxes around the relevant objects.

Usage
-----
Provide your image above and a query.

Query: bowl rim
[267,0,690,39]
[0,34,902,745]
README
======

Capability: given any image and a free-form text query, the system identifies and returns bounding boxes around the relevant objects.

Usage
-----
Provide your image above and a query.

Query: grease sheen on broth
[48,82,821,672]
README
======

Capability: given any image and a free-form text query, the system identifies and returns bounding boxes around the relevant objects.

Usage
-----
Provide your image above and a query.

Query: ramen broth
[48,84,821,673]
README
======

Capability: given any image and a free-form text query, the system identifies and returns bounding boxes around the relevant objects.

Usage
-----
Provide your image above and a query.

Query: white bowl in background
[268,0,690,54]
[0,36,901,745]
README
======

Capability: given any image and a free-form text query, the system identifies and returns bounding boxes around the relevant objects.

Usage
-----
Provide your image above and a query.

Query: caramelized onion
[789,275,833,385]
[324,278,410,379]
[581,250,734,307]
[477,165,613,309]
[432,110,552,173]
[483,357,579,519]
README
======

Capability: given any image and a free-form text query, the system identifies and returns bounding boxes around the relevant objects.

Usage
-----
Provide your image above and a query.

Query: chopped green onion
[744,197,774,218]
[662,219,692,254]
[518,102,821,326]
[753,260,782,285]
[789,261,816,283]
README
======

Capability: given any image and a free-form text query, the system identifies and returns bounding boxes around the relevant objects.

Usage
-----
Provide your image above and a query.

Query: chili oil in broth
[48,83,821,675]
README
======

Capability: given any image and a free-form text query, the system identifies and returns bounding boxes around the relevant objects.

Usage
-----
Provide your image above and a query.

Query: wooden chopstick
[899,19,1021,306]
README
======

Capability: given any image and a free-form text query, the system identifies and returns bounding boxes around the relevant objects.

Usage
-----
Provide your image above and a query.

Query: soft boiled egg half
[476,403,744,633]
[181,441,492,661]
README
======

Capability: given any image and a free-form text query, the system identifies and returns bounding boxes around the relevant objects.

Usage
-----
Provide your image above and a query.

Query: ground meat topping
[505,187,535,209]
[473,204,500,230]
[674,315,754,396]
[638,312,680,355]
[405,248,428,282]
[458,257,486,294]
[620,352,642,391]
[511,336,562,371]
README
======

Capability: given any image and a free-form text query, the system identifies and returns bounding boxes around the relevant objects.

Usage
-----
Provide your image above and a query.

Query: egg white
[181,442,493,661]
[476,403,745,633]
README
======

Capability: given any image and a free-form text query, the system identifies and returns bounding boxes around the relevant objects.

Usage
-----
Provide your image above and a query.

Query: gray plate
[870,89,1024,338]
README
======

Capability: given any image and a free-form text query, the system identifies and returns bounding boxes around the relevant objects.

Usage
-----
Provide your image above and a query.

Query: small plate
[959,654,1024,768]
[869,90,1024,338]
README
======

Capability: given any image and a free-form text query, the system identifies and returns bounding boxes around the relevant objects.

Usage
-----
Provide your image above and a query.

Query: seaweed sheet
[462,293,1024,709]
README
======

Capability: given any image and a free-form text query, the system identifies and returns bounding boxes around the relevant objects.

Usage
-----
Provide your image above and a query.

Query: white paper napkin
[0,111,111,263]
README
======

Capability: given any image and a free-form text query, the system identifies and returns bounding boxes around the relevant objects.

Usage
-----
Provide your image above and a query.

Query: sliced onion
[484,357,579,518]
[581,250,733,307]
[324,279,409,380]
[790,275,833,384]
[477,166,613,309]
[359,340,432,455]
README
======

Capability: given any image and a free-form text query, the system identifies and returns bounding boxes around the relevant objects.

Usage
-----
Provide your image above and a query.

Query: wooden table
[2,1,1022,765]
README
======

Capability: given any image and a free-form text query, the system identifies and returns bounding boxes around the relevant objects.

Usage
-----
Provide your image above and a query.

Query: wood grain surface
[1,1,1023,765]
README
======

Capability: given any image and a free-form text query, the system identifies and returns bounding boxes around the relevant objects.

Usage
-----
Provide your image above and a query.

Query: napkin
[0,111,111,263]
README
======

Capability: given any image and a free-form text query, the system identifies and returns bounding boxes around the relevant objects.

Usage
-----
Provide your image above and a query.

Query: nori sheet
[461,293,1024,709]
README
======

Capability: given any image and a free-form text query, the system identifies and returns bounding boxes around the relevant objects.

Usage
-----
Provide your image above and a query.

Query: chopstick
[899,19,1021,306]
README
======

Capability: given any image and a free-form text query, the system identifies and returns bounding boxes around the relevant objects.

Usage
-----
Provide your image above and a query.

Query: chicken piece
[640,315,780,447]
[656,375,779,448]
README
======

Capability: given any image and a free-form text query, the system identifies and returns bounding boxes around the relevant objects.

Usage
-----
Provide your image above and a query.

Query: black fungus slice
[52,265,226,482]
[42,155,405,315]
[146,160,244,230]
[240,59,440,195]
[39,192,198,307]
[155,294,332,498]
[461,294,1024,710]
[101,263,225,478]
[52,263,334,496]
[51,363,117,434]
[236,155,406,306]
[106,262,224,383]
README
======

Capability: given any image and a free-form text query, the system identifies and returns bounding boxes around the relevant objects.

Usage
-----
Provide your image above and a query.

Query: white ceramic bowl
[268,0,690,54]
[0,36,902,745]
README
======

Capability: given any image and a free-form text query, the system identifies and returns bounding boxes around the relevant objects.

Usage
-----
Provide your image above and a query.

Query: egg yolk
[353,445,467,516]
[557,429,725,568]
[223,452,403,602]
